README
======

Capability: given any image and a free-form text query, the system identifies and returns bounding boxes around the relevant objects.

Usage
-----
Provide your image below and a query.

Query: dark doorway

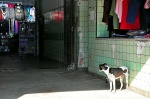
[64,0,75,66]
[38,16,45,58]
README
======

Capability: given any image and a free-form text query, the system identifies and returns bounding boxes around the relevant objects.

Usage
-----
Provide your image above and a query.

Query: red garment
[8,3,14,8]
[0,10,2,21]
[120,0,140,30]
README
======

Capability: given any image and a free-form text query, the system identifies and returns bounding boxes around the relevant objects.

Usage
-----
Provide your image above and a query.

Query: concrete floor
[0,54,59,71]
[0,55,150,99]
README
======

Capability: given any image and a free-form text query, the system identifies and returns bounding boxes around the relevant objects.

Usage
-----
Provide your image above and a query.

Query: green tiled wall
[74,0,89,68]
[88,39,150,92]
[96,0,109,37]
[75,0,150,93]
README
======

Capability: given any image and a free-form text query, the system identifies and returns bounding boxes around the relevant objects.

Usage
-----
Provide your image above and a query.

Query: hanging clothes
[0,10,2,21]
[1,5,9,20]
[140,0,149,30]
[0,20,9,33]
[120,0,140,30]
[102,0,112,24]
[115,0,123,23]
[144,0,150,9]
[14,3,25,21]
[110,0,119,29]
[23,5,28,21]
[30,6,35,22]
[142,0,150,23]
[14,20,19,34]
[8,3,15,19]
[126,0,141,24]
[127,0,150,23]
[0,4,8,7]
[8,3,14,8]
[27,6,31,22]
[8,3,15,33]
[10,18,15,33]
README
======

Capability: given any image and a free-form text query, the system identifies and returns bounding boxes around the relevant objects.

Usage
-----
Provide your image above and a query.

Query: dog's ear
[103,63,108,70]
[101,66,105,70]
[104,63,107,65]
[99,64,105,70]
[104,66,108,70]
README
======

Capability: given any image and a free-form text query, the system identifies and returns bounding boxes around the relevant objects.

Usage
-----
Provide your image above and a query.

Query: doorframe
[64,0,75,66]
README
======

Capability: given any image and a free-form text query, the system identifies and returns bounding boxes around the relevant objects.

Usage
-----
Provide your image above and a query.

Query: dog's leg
[126,75,129,89]
[109,80,112,92]
[119,77,123,90]
[112,79,116,93]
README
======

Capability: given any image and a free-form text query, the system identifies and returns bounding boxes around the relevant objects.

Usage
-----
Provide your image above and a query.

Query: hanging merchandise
[142,0,150,23]
[0,10,2,21]
[115,0,123,23]
[27,6,36,22]
[126,0,140,24]
[23,5,28,21]
[8,3,15,19]
[19,23,26,35]
[144,0,150,9]
[109,0,119,29]
[1,5,9,20]
[120,0,140,30]
[0,1,36,54]
[8,3,15,36]
[8,3,14,8]
[14,20,19,34]
[0,3,8,7]
[0,20,9,34]
[10,18,15,34]
[27,6,31,22]
[102,0,112,25]
[14,3,25,21]
[30,6,35,22]
[19,22,36,56]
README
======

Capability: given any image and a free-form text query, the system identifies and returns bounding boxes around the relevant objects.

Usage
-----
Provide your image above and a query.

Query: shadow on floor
[0,55,148,99]
[0,68,109,99]
[0,54,61,71]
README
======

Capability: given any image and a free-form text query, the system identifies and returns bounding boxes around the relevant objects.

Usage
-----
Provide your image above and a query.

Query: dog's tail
[119,66,129,76]
[119,66,129,89]
[123,69,127,73]
[125,71,129,89]
[124,68,129,89]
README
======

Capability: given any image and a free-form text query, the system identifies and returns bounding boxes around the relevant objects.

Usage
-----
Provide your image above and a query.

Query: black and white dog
[99,63,129,92]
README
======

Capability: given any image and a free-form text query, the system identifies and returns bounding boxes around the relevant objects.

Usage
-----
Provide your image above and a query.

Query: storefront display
[0,1,36,56]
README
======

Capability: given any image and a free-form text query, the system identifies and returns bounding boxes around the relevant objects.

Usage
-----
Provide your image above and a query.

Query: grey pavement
[0,68,149,99]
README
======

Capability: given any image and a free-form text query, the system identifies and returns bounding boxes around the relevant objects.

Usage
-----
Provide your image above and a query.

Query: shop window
[96,0,150,39]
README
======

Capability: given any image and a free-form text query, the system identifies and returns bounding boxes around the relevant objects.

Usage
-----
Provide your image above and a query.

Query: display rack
[0,38,10,53]
[0,1,36,56]
[19,22,37,56]
[0,38,19,53]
